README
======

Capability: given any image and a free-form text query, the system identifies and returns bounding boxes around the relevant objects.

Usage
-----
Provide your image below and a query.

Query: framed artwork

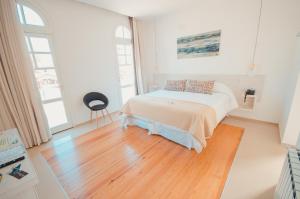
[177,30,221,59]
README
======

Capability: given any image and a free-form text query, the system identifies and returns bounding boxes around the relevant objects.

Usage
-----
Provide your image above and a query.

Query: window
[115,26,131,40]
[17,4,45,26]
[115,26,136,104]
[17,2,70,133]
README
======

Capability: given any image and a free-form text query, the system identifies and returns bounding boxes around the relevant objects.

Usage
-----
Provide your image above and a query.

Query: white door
[25,34,71,133]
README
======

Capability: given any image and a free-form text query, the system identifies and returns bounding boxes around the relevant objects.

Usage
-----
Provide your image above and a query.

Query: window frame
[17,1,51,34]
[25,33,55,70]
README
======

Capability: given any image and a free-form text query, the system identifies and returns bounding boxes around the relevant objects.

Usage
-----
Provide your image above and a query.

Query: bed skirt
[121,115,203,153]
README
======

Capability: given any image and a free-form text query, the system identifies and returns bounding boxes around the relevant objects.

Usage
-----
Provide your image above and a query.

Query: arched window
[115,26,131,40]
[115,26,136,104]
[17,3,45,26]
[16,2,70,133]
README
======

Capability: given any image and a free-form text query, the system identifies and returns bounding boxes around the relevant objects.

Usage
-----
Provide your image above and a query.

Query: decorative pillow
[164,80,186,91]
[185,80,215,94]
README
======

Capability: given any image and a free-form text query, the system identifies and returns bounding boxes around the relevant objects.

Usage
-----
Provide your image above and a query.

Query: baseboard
[72,111,120,128]
[227,115,279,126]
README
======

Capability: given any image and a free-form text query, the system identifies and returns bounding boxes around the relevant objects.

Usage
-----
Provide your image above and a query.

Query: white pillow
[213,82,239,109]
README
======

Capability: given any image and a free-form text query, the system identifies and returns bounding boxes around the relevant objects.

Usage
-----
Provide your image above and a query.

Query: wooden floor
[41,122,244,199]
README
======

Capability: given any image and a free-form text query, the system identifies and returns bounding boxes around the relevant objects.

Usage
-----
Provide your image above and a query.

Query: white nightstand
[240,95,256,111]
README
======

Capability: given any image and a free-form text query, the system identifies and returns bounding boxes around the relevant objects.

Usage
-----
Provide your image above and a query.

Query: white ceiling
[76,0,196,18]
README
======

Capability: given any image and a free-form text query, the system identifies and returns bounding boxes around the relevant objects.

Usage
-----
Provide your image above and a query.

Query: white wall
[280,36,300,145]
[29,0,128,126]
[138,0,300,123]
[282,75,300,145]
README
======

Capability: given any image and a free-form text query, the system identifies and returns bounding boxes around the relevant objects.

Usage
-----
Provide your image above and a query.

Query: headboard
[152,73,265,105]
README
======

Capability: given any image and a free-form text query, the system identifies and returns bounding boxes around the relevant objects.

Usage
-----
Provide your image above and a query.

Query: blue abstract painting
[177,30,221,59]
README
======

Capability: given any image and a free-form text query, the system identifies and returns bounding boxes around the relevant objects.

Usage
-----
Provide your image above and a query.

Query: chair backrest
[83,92,109,108]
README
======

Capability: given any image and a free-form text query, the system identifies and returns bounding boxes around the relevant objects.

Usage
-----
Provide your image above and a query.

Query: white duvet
[145,89,238,123]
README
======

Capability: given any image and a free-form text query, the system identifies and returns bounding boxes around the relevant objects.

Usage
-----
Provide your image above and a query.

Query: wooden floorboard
[41,122,244,199]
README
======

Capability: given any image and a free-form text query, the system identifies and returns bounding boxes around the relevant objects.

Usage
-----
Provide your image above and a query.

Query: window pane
[126,55,133,65]
[25,36,31,52]
[30,37,50,52]
[125,45,132,55]
[123,28,131,39]
[43,101,67,128]
[29,53,35,67]
[17,4,24,24]
[118,55,126,65]
[115,26,123,38]
[119,65,135,86]
[116,45,125,55]
[34,54,54,68]
[34,69,62,101]
[23,5,44,26]
[121,86,136,104]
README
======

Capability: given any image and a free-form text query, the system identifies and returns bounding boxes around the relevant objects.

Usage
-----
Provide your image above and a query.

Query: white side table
[239,95,256,111]
[0,129,39,199]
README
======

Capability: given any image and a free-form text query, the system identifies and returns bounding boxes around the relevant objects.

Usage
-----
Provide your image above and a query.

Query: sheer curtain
[0,0,51,148]
[129,17,144,94]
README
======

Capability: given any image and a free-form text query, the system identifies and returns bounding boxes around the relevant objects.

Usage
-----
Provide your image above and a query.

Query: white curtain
[129,17,144,94]
[0,0,51,148]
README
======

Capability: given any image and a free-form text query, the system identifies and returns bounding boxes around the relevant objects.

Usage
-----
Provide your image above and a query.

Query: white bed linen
[144,89,238,123]
[122,88,238,153]
[125,115,203,153]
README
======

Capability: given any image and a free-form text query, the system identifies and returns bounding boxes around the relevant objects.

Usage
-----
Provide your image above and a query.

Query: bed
[121,82,238,153]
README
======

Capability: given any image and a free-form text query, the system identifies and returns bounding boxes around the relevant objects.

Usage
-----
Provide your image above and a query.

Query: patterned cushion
[164,80,186,91]
[185,80,215,94]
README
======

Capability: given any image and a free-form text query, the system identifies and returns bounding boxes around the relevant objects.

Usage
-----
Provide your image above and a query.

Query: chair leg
[90,111,93,122]
[105,108,113,123]
[96,111,99,128]
[101,110,105,124]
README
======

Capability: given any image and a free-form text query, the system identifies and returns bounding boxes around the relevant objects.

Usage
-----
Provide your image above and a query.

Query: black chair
[83,92,113,127]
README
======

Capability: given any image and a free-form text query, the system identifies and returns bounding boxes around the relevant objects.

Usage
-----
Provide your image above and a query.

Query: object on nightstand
[244,89,255,102]
[240,89,256,111]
